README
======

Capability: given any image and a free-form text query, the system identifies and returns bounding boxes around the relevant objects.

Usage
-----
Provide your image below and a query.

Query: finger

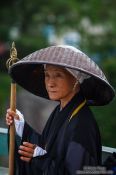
[6,114,13,121]
[20,156,31,162]
[7,109,14,115]
[6,117,13,125]
[19,145,34,154]
[7,108,15,113]
[6,120,13,125]
[6,121,11,126]
[7,110,19,120]
[6,113,13,121]
[7,108,11,113]
[23,142,36,149]
[18,149,33,158]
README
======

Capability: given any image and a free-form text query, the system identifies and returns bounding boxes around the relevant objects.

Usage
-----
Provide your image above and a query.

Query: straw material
[9,45,115,105]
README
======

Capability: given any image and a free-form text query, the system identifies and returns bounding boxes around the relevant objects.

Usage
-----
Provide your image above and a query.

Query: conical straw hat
[9,45,115,106]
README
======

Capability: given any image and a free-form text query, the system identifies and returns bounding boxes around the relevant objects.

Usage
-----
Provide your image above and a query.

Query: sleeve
[21,122,42,146]
[65,141,85,175]
[14,110,42,146]
[33,146,47,157]
[14,120,24,138]
[30,153,51,173]
[14,109,25,138]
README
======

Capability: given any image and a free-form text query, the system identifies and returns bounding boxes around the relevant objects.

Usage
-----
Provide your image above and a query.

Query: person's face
[44,65,79,106]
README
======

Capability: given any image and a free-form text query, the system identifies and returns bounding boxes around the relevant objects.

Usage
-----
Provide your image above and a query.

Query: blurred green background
[0,0,116,148]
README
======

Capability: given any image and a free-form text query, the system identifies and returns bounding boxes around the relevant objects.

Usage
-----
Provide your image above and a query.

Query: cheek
[59,81,73,94]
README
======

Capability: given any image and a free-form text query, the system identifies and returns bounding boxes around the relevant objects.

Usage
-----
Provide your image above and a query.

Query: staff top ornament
[6,42,19,69]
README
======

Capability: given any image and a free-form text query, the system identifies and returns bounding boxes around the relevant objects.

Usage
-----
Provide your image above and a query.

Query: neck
[60,88,80,109]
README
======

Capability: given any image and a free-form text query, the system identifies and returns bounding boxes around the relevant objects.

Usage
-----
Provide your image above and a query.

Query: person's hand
[6,108,19,126]
[18,142,36,162]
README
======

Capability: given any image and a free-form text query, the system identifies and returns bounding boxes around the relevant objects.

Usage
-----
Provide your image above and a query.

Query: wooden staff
[6,42,19,175]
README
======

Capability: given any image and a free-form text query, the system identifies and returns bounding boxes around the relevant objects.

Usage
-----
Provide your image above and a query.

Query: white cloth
[65,68,90,84]
[14,110,47,157]
[14,110,24,138]
[44,64,90,84]
[33,146,47,157]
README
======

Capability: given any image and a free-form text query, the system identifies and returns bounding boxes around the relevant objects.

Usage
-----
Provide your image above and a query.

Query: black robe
[14,92,102,175]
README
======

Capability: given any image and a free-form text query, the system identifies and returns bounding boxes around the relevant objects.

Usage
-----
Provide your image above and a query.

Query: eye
[55,72,64,78]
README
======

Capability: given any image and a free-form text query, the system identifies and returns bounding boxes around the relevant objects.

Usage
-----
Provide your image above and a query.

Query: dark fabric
[14,92,102,175]
[103,152,116,174]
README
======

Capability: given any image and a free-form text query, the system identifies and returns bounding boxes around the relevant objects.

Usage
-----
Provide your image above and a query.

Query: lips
[48,91,57,93]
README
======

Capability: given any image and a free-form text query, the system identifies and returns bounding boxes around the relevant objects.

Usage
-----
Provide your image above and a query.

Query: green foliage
[0,73,21,117]
[101,57,116,89]
[93,56,116,147]
[91,96,116,147]
[0,0,116,54]
[0,73,10,117]
[16,34,48,59]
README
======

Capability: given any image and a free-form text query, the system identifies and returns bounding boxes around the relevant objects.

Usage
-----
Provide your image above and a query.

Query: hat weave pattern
[9,45,115,105]
[21,47,107,80]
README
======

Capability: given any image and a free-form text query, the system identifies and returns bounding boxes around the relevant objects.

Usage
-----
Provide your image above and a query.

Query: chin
[48,95,60,101]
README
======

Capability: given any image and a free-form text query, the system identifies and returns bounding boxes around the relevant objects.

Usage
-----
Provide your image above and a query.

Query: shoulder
[69,104,96,127]
[68,104,100,139]
[78,104,98,128]
[67,104,101,162]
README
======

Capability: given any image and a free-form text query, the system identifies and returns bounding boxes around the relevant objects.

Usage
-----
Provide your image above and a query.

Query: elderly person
[6,45,115,175]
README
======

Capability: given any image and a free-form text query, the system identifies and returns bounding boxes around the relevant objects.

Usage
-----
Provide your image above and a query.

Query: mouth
[48,91,57,93]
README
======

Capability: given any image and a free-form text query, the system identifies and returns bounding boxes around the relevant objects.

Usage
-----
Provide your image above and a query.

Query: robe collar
[46,91,86,152]
[59,91,86,116]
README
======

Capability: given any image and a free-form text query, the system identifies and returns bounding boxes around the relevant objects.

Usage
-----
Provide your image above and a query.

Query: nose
[46,77,56,88]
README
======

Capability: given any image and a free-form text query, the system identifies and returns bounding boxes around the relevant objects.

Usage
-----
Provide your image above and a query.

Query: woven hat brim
[9,45,115,106]
[9,61,115,106]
